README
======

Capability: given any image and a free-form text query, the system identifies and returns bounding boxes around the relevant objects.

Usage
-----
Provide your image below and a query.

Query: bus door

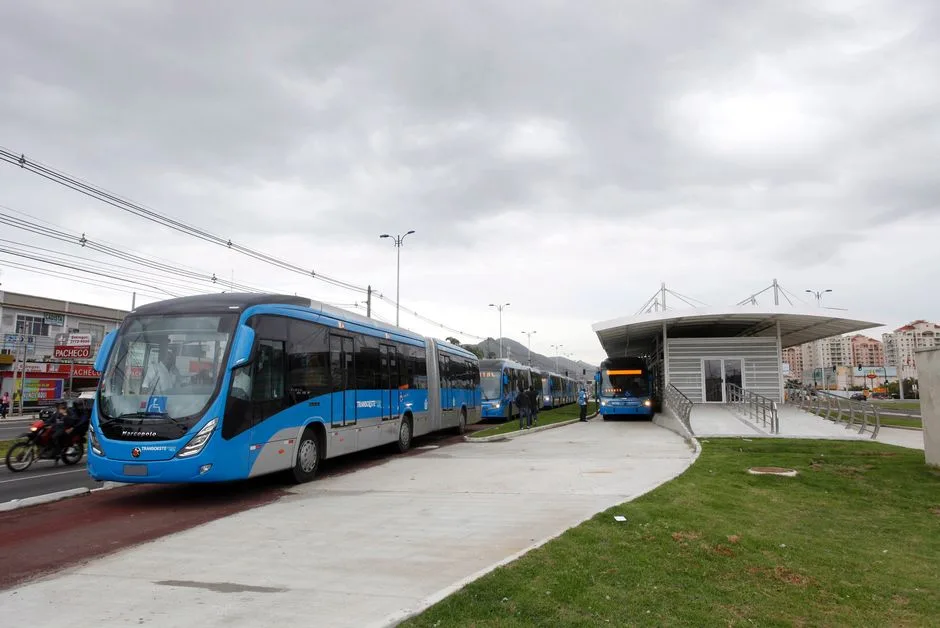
[329,335,356,428]
[380,344,397,421]
[441,354,455,418]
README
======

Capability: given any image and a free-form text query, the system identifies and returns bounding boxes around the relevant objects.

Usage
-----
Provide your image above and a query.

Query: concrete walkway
[691,404,924,450]
[1,420,695,628]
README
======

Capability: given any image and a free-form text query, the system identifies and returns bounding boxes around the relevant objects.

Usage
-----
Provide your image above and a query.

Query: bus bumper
[481,404,509,419]
[87,450,240,484]
[599,404,654,418]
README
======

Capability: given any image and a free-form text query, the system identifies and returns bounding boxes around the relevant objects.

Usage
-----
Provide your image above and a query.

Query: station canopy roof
[592,306,883,358]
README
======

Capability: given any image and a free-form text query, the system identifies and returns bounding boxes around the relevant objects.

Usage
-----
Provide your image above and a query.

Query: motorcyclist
[50,401,81,459]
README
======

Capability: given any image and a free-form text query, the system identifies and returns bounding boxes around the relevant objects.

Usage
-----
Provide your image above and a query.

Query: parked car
[850,392,867,401]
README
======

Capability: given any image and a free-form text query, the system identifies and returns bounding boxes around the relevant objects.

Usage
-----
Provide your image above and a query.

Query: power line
[0,258,169,301]
[0,146,486,340]
[0,147,367,294]
[0,208,267,294]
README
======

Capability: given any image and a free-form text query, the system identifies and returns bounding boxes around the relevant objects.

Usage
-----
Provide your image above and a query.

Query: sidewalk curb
[0,480,130,512]
[465,411,601,443]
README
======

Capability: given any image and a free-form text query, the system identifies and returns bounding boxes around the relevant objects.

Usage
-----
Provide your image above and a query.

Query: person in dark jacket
[516,386,530,429]
[527,386,539,425]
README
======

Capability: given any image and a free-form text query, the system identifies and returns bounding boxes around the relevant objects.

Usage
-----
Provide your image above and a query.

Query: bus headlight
[494,402,500,409]
[176,418,218,459]
[644,400,652,407]
[89,428,105,456]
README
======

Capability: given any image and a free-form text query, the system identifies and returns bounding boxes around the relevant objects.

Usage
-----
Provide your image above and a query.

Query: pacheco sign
[53,332,94,359]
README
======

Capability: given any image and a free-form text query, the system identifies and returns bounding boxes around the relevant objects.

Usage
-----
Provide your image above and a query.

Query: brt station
[591,283,883,433]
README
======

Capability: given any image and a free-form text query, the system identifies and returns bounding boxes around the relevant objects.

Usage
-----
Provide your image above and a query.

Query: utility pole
[489,303,510,358]
[131,291,136,310]
[366,285,372,318]
[772,278,779,306]
[521,330,537,365]
[379,230,415,326]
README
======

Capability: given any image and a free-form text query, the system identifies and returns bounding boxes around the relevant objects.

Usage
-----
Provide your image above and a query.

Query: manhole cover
[748,467,798,477]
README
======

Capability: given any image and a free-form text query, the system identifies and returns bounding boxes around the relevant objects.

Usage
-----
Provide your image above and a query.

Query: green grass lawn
[470,402,598,439]
[0,438,13,457]
[403,438,940,627]
[871,400,921,412]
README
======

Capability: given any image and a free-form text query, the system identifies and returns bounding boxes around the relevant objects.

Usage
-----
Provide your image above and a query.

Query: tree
[465,345,484,359]
[445,336,461,346]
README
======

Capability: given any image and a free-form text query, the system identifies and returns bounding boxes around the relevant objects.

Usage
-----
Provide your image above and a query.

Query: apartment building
[883,320,939,380]
[783,346,803,378]
[849,334,885,367]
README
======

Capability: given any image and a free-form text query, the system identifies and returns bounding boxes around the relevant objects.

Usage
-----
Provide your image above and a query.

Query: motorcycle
[5,418,88,472]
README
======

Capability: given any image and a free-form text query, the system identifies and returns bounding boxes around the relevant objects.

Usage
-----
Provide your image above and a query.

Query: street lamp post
[521,330,537,365]
[489,303,510,358]
[805,288,832,306]
[551,344,564,371]
[379,230,415,326]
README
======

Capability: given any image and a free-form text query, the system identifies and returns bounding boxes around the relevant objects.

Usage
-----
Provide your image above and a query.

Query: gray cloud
[1,0,938,362]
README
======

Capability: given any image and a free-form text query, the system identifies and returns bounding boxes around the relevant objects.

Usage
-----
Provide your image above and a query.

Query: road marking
[0,468,88,484]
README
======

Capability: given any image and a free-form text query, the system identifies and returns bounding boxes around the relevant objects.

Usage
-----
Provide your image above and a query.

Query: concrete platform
[691,404,925,450]
[0,420,695,628]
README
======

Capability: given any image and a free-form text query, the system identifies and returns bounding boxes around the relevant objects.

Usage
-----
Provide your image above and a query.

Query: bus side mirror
[230,325,256,369]
[503,373,509,385]
[93,330,118,373]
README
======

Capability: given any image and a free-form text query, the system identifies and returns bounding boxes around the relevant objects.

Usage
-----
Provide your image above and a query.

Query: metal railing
[664,384,693,433]
[726,383,779,434]
[784,386,881,439]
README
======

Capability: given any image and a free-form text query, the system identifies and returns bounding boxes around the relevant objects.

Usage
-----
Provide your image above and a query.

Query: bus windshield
[601,371,648,398]
[480,370,502,400]
[98,314,238,423]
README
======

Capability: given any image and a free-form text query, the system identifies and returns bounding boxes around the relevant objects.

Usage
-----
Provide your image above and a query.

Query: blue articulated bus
[595,357,655,419]
[86,293,481,484]
[479,358,532,419]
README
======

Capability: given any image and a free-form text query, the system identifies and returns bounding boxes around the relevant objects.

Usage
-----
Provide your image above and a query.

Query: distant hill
[444,336,598,379]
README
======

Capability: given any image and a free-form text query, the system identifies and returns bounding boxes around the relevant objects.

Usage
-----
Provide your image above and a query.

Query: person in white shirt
[143,347,180,394]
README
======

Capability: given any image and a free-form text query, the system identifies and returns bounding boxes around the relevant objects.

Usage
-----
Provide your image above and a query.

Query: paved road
[0,419,695,626]
[0,463,102,503]
[1,416,102,504]
[0,417,40,440]
[0,425,483,591]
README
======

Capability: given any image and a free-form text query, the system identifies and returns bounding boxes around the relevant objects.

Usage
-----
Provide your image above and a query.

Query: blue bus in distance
[479,358,530,419]
[595,357,655,419]
[86,293,481,484]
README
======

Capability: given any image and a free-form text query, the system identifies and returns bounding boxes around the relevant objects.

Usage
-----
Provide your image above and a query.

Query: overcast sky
[0,0,938,365]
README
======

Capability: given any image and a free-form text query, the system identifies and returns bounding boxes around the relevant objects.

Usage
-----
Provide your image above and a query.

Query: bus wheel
[456,409,467,435]
[289,428,320,484]
[397,416,413,453]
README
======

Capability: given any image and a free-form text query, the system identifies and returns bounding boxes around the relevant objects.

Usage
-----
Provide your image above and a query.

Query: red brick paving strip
[0,480,287,590]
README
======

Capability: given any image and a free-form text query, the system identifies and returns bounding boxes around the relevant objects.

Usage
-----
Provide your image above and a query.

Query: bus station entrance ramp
[0,420,695,628]
[689,404,924,450]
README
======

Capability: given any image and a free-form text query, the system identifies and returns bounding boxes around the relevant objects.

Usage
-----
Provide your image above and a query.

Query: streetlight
[379,229,415,326]
[489,303,510,358]
[805,289,832,306]
[551,343,564,371]
[521,330,537,365]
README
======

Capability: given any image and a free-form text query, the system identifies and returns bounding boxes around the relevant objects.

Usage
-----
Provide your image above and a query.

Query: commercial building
[0,291,128,407]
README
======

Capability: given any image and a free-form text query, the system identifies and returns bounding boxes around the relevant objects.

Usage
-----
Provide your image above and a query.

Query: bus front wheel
[289,427,321,484]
